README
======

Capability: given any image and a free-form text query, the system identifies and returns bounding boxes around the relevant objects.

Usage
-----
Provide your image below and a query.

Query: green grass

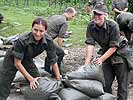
[0,6,35,37]
[0,6,89,47]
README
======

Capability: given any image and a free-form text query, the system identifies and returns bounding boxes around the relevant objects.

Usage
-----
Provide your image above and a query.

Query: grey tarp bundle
[63,79,104,97]
[117,46,133,70]
[59,88,90,100]
[66,63,105,85]
[21,77,63,100]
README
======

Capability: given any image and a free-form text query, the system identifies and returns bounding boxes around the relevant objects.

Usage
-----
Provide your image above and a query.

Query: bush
[129,0,133,13]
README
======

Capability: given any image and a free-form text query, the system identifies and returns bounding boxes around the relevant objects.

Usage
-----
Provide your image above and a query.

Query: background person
[116,12,133,87]
[45,7,76,75]
[0,17,61,100]
[85,4,129,100]
[116,12,133,44]
[86,0,105,13]
[112,0,128,20]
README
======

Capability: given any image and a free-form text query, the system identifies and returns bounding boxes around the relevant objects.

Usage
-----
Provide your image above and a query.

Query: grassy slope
[0,6,88,47]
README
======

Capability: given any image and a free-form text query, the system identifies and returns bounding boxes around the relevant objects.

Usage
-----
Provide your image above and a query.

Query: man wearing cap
[112,0,128,20]
[45,7,76,75]
[85,4,129,100]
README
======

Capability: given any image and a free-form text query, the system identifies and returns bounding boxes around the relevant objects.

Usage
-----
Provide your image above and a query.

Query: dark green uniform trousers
[44,45,64,75]
[102,58,129,100]
[0,51,40,100]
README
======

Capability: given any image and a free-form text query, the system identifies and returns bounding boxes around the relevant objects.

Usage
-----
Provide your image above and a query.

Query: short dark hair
[64,7,76,14]
[32,17,47,30]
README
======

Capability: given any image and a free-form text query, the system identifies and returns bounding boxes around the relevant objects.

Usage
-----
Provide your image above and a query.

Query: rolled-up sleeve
[13,39,25,60]
[85,24,95,45]
[58,23,68,38]
[109,24,120,48]
[46,41,58,65]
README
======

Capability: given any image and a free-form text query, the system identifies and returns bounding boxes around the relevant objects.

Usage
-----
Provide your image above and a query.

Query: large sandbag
[63,79,104,98]
[91,93,116,100]
[59,88,90,100]
[99,93,116,100]
[66,63,105,85]
[21,77,63,100]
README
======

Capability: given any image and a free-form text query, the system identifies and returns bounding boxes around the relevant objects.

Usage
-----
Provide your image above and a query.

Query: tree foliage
[128,0,133,13]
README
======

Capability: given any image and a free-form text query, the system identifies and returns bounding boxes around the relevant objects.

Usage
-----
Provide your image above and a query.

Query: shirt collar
[62,14,68,21]
[93,19,107,30]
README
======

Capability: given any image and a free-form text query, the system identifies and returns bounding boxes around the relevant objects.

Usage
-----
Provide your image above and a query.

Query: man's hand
[92,56,103,65]
[30,77,40,90]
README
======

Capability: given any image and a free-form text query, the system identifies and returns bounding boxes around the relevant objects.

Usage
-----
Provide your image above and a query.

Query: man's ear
[104,13,108,18]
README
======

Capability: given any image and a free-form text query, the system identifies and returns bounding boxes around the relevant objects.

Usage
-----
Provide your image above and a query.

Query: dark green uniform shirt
[13,32,57,66]
[116,12,133,32]
[85,19,120,52]
[116,12,133,41]
[47,15,68,39]
[85,19,124,64]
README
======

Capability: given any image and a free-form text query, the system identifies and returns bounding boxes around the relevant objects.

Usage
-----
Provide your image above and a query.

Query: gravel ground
[7,47,133,100]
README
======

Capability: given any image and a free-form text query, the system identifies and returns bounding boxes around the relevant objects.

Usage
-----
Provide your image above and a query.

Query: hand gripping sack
[21,77,63,100]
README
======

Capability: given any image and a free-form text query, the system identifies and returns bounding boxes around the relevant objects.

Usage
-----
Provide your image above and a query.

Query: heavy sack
[64,79,104,98]
[90,93,116,100]
[21,77,63,100]
[66,63,105,85]
[117,46,133,70]
[48,93,62,100]
[99,93,117,100]
[59,88,90,100]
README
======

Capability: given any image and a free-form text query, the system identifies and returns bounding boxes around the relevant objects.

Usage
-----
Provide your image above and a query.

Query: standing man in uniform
[112,0,128,20]
[45,7,76,75]
[85,4,129,100]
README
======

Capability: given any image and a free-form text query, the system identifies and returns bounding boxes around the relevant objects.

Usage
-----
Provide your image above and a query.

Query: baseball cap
[93,4,108,15]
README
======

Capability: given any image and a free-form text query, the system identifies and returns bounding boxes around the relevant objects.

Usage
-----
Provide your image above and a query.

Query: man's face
[93,11,105,26]
[32,24,46,42]
[68,12,76,20]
